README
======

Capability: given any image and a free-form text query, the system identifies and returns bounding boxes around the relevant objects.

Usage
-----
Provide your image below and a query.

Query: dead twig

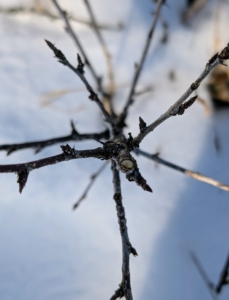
[190,252,218,300]
[51,0,110,102]
[45,40,115,129]
[83,0,116,116]
[110,160,137,300]
[215,250,229,293]
[0,121,109,155]
[135,148,229,192]
[132,44,229,147]
[119,0,164,125]
[0,144,111,193]
[72,161,109,209]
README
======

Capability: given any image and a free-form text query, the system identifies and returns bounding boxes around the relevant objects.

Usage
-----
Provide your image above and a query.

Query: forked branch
[215,250,229,294]
[45,40,115,129]
[136,148,229,192]
[0,121,109,155]
[133,44,229,146]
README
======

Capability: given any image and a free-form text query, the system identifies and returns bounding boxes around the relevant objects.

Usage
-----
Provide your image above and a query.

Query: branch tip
[17,169,29,193]
[45,39,66,63]
[139,116,147,132]
[76,53,85,74]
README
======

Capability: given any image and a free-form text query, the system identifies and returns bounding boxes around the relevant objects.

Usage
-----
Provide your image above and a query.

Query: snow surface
[0,0,229,299]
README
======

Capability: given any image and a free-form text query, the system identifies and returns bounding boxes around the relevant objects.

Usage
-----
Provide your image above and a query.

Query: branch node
[190,81,199,90]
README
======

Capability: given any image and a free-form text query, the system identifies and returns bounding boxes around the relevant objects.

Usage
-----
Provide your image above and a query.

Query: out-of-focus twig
[182,0,208,23]
[215,250,229,294]
[119,0,164,125]
[51,0,110,103]
[72,161,108,209]
[190,252,218,300]
[135,148,229,192]
[0,6,123,31]
[83,0,116,116]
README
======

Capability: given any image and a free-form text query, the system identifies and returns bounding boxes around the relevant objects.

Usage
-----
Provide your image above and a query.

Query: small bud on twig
[139,116,147,133]
[76,53,85,74]
[45,40,67,64]
[174,95,198,116]
[17,169,29,193]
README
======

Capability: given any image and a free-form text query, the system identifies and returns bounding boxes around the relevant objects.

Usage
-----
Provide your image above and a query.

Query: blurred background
[0,0,229,299]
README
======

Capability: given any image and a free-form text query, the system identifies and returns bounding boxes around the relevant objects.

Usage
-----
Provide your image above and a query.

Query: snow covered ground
[0,0,229,299]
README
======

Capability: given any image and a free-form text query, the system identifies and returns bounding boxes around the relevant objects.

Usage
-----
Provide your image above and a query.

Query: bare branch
[51,0,110,100]
[0,121,109,155]
[135,148,229,192]
[0,144,111,193]
[0,5,124,30]
[119,0,164,124]
[190,252,218,300]
[72,161,108,209]
[215,250,229,294]
[45,40,115,128]
[110,160,137,300]
[133,44,229,146]
[83,0,116,115]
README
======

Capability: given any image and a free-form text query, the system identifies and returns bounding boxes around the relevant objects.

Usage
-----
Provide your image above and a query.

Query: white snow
[0,0,229,299]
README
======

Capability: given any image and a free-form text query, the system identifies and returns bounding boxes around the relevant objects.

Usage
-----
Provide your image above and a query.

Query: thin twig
[119,0,164,124]
[0,144,110,193]
[133,44,229,146]
[110,160,137,300]
[215,250,229,293]
[51,0,109,100]
[0,5,124,30]
[135,148,229,192]
[190,252,218,300]
[45,40,115,128]
[0,121,109,155]
[72,161,108,209]
[83,0,116,115]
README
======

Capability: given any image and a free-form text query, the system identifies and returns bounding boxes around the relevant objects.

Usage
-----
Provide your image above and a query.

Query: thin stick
[45,40,115,128]
[0,122,109,155]
[135,148,229,192]
[83,0,115,115]
[110,160,137,300]
[190,252,218,300]
[0,145,109,174]
[72,161,108,209]
[51,0,109,100]
[133,44,229,146]
[120,0,164,123]
[0,6,123,30]
[215,250,229,293]
[0,144,110,193]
